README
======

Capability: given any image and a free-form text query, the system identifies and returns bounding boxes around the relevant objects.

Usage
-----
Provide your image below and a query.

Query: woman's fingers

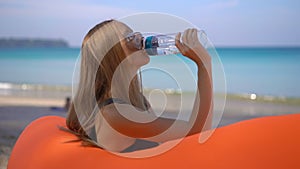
[193,29,202,47]
[181,29,189,47]
[175,32,188,55]
[187,28,194,45]
[175,32,183,50]
[182,28,199,49]
[178,29,192,56]
[191,28,197,45]
[186,28,197,46]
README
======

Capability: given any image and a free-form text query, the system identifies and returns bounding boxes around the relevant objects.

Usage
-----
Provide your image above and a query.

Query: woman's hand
[175,28,211,67]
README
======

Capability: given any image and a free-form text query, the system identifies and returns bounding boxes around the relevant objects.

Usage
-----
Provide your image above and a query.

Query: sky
[0,0,299,47]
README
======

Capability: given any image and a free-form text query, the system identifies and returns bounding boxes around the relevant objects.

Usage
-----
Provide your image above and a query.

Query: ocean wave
[0,82,71,91]
[1,82,299,105]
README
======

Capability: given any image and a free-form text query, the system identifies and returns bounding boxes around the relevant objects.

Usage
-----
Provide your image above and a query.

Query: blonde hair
[66,19,148,147]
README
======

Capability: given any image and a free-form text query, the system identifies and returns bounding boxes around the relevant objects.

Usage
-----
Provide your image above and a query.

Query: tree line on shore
[0,38,69,48]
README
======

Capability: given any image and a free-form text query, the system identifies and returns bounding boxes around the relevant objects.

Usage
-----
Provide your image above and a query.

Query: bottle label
[145,36,158,55]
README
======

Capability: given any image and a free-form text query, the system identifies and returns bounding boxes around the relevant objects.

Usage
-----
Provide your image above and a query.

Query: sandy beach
[1,93,300,168]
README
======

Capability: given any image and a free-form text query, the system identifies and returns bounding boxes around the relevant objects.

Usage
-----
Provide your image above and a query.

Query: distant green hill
[0,38,69,48]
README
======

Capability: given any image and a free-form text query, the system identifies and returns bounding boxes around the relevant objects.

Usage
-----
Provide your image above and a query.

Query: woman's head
[80,19,149,105]
[82,20,149,70]
[66,19,149,144]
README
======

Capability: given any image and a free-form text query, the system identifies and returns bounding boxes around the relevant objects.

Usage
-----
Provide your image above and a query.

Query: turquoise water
[219,47,300,97]
[0,47,299,97]
[0,48,78,85]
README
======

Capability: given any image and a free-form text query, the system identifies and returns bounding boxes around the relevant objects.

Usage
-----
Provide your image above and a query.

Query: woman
[66,19,212,153]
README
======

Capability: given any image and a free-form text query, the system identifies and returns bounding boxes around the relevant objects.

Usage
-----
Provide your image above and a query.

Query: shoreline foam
[1,82,299,106]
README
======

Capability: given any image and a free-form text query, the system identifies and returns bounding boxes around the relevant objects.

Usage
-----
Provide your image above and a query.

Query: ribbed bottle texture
[144,30,207,56]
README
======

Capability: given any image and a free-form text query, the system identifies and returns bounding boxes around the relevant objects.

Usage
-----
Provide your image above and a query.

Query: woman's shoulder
[100,102,156,123]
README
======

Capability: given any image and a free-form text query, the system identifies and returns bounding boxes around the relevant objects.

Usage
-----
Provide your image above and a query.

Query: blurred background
[1,0,299,97]
[0,1,300,167]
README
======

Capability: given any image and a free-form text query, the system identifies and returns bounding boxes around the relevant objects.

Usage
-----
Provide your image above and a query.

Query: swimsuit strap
[98,98,129,108]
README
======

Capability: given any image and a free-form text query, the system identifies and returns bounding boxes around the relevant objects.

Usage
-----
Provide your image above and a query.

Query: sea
[0,47,299,99]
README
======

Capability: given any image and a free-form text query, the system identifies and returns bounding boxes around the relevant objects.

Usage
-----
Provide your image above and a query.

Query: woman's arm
[175,29,213,136]
[100,29,213,142]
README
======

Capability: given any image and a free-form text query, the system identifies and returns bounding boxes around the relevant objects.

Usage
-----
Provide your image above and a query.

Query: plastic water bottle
[143,30,207,56]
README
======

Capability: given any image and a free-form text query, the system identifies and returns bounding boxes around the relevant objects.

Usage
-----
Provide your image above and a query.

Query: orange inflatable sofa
[8,113,300,169]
